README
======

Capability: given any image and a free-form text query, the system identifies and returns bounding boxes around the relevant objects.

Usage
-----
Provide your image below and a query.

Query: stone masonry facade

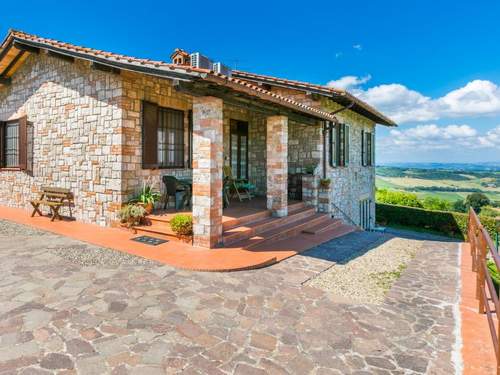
[0,50,377,232]
[0,53,124,226]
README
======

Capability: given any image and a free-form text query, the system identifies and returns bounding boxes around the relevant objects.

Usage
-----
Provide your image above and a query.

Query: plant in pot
[304,165,315,175]
[119,204,147,228]
[132,182,161,215]
[319,178,331,189]
[170,214,193,242]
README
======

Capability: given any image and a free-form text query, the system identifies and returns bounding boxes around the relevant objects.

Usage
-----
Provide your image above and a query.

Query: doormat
[131,236,168,246]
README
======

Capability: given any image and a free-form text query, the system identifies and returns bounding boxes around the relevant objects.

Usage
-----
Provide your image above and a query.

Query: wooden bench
[30,186,74,222]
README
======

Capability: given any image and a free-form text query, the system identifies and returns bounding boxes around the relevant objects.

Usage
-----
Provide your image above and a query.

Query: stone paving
[0,219,460,374]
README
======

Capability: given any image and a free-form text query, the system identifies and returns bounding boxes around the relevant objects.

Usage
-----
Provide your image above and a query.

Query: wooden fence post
[477,233,486,313]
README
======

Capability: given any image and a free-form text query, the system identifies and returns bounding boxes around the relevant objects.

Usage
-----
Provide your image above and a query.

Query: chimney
[170,48,190,66]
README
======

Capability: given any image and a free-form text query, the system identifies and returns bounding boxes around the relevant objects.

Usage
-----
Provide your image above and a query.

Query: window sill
[0,167,22,171]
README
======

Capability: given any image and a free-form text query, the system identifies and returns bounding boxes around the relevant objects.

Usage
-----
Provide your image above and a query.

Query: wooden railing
[468,208,500,374]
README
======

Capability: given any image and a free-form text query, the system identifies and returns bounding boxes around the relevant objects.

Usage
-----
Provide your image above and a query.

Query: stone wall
[119,71,193,204]
[267,85,376,227]
[0,52,124,226]
[321,98,376,227]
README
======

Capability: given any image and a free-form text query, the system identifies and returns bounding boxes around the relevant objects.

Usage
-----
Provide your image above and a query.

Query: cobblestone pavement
[0,220,460,374]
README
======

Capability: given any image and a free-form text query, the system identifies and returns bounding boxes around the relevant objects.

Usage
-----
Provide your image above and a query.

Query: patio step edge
[222,206,317,245]
[230,213,331,250]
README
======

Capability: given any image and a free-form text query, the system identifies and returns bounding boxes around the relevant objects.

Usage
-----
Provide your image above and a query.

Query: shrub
[376,189,422,208]
[119,204,146,228]
[421,196,452,211]
[376,203,498,240]
[466,192,491,213]
[487,260,500,295]
[170,214,193,236]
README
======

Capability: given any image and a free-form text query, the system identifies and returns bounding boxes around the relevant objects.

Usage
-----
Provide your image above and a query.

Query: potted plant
[118,204,147,228]
[131,181,161,214]
[319,178,331,189]
[305,165,315,175]
[170,214,193,242]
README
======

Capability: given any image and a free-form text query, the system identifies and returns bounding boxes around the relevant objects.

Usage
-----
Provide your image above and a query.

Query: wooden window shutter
[361,130,365,166]
[345,125,350,166]
[371,132,375,166]
[188,110,193,168]
[18,116,28,170]
[142,101,159,169]
[0,121,4,167]
[329,122,336,167]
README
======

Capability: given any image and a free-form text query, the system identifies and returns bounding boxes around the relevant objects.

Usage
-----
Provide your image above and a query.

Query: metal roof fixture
[190,52,213,70]
[212,62,232,76]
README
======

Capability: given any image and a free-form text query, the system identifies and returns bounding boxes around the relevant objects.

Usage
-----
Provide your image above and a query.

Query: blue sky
[2,0,500,163]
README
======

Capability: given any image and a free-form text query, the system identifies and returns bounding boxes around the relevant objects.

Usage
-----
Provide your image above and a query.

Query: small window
[362,130,373,167]
[157,108,184,168]
[4,121,19,167]
[329,122,349,167]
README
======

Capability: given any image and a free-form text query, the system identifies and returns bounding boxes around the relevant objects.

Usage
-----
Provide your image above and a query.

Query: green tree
[376,189,423,208]
[452,199,467,213]
[465,193,491,213]
[422,196,452,211]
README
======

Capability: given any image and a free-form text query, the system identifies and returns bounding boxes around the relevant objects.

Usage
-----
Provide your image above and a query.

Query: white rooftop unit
[213,62,232,76]
[190,52,213,70]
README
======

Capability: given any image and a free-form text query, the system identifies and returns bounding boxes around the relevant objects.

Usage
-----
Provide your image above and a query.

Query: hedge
[376,203,498,240]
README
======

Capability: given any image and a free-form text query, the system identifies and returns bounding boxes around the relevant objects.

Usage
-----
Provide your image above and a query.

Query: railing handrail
[468,208,500,374]
[330,202,359,228]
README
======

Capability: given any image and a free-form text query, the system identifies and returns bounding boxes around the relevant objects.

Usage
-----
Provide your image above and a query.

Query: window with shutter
[0,117,27,169]
[142,101,185,169]
[329,122,337,167]
[157,107,184,168]
[330,123,350,168]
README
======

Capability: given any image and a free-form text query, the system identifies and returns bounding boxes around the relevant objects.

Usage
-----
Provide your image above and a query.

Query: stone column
[192,96,224,248]
[266,115,288,217]
[302,174,319,209]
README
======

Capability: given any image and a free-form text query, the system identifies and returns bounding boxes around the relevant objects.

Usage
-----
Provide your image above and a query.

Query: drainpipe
[322,100,355,178]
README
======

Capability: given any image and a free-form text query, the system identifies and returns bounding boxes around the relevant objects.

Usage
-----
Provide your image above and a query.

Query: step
[250,222,358,254]
[230,213,331,250]
[223,207,317,245]
[302,218,343,235]
[222,209,271,231]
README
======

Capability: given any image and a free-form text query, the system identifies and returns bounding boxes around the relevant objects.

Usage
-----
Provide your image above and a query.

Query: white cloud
[353,44,362,51]
[378,124,499,152]
[327,77,500,124]
[326,74,371,90]
[335,52,343,59]
[364,80,500,123]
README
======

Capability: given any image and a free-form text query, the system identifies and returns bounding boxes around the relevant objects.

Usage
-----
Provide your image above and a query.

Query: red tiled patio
[0,204,354,272]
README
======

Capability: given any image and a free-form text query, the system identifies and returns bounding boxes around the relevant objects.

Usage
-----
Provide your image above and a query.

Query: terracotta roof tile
[1,30,391,124]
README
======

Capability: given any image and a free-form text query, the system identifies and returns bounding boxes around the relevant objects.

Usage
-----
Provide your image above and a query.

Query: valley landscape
[376,163,500,215]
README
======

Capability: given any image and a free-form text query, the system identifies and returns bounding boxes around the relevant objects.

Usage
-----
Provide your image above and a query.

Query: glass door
[230,120,249,179]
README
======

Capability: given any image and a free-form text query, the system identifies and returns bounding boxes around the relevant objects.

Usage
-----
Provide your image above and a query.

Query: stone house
[0,30,396,248]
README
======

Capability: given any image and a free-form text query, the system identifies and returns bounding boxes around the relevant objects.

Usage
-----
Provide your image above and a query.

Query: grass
[370,264,408,293]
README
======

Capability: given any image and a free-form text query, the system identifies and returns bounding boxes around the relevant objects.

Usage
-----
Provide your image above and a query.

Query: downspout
[322,100,355,178]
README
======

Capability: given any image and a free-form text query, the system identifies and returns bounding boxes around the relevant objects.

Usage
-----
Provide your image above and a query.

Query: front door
[230,120,248,179]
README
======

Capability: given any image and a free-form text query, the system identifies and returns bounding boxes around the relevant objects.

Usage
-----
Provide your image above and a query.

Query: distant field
[376,166,500,204]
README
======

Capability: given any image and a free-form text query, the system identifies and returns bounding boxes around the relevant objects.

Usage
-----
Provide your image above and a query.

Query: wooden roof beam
[13,41,39,54]
[0,76,11,85]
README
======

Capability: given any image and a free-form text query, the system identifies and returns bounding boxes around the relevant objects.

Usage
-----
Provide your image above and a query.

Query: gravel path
[306,231,458,304]
[0,219,158,267]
